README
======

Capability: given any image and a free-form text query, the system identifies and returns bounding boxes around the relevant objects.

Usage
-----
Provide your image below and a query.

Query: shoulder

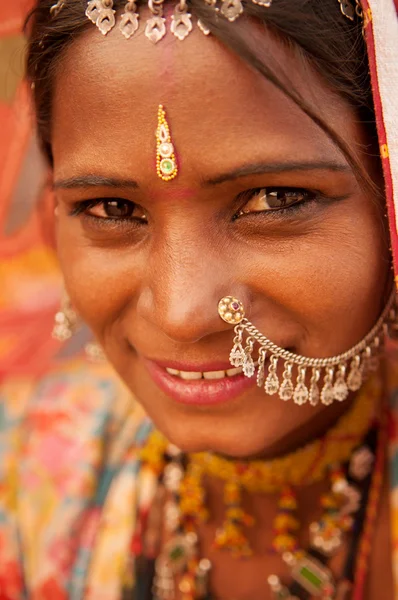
[0,359,149,596]
[2,357,144,428]
[0,358,148,484]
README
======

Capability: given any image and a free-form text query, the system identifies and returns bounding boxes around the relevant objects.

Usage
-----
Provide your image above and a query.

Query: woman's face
[52,23,390,457]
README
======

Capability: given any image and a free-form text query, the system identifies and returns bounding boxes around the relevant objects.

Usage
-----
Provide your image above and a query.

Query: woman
[2,0,397,598]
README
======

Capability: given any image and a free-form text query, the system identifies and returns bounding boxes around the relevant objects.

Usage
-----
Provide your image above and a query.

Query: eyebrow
[53,175,139,190]
[204,160,351,186]
[53,160,350,191]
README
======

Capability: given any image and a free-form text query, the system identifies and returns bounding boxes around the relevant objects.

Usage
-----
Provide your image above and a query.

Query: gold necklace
[139,375,381,599]
[141,373,380,494]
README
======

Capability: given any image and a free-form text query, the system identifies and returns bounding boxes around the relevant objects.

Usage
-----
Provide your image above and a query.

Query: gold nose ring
[218,296,245,325]
[217,291,397,406]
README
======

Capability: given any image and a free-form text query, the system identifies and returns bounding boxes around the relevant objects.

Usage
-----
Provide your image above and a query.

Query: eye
[237,187,316,216]
[88,199,146,220]
[71,198,148,221]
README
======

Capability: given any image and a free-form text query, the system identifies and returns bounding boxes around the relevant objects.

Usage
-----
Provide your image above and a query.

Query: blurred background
[0,2,75,382]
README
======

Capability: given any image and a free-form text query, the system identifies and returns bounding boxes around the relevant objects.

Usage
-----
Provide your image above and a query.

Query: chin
[130,366,325,459]
[140,404,285,459]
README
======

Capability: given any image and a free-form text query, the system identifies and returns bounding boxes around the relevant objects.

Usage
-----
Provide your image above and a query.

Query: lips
[165,365,243,380]
[143,358,258,406]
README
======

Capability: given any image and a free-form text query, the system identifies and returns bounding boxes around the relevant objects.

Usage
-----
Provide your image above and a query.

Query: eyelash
[70,199,131,219]
[68,199,147,235]
[68,188,322,225]
[235,188,320,220]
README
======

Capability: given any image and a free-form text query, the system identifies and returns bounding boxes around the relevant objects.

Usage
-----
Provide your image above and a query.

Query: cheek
[245,199,389,349]
[55,195,390,356]
[56,218,144,332]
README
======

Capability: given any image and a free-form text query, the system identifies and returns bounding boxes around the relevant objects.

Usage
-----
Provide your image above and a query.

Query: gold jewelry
[85,0,116,35]
[120,0,140,38]
[339,0,366,21]
[85,0,102,24]
[220,0,244,22]
[141,374,382,599]
[145,0,167,43]
[218,290,396,406]
[85,342,106,362]
[50,1,364,43]
[185,374,379,492]
[50,0,65,17]
[338,0,356,19]
[171,0,193,40]
[52,293,78,341]
[156,105,178,181]
[52,292,106,361]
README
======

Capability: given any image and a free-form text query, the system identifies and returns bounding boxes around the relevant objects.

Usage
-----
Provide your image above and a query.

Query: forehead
[52,23,356,179]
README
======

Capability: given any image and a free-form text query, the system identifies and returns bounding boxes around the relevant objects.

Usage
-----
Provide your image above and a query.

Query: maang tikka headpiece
[49,0,365,43]
[218,290,397,407]
[156,105,178,181]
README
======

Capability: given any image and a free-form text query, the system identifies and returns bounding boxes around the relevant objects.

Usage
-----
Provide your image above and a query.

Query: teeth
[166,368,180,376]
[165,366,244,379]
[203,370,226,380]
[178,371,203,381]
[226,366,243,377]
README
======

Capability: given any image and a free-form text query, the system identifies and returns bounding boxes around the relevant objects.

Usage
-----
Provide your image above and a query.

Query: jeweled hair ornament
[86,0,116,35]
[338,0,364,20]
[218,290,397,407]
[49,0,365,43]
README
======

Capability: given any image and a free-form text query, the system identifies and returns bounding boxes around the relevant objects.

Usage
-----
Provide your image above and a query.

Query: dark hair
[25,0,378,192]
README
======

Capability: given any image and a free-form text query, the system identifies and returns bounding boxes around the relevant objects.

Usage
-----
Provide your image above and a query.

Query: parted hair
[25,0,377,193]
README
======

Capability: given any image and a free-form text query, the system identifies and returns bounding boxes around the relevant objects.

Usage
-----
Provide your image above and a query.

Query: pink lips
[143,358,257,407]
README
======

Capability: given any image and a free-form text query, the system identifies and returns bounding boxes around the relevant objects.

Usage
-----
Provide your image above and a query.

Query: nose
[136,237,246,344]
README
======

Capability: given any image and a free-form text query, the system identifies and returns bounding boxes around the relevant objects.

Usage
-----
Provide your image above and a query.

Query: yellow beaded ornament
[139,429,168,475]
[179,462,209,526]
[140,374,380,562]
[156,105,178,182]
[190,375,379,493]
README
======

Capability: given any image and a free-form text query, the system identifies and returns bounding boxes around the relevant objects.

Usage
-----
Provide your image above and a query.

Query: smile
[165,366,244,380]
[143,358,259,406]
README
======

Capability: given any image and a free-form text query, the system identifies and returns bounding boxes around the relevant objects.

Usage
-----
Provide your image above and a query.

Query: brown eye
[86,199,147,221]
[238,188,314,216]
[103,200,134,218]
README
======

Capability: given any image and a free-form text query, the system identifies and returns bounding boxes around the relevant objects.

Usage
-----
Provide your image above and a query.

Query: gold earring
[52,294,78,342]
[85,342,106,363]
[218,290,397,407]
[156,105,178,182]
[52,293,106,362]
[338,0,355,20]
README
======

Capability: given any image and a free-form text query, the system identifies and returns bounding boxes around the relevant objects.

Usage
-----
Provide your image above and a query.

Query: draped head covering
[364,0,398,271]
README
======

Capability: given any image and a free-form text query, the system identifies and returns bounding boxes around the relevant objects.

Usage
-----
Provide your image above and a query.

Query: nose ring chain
[218,291,397,406]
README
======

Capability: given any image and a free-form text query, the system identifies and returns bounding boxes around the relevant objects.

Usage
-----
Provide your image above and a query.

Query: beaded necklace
[132,375,385,600]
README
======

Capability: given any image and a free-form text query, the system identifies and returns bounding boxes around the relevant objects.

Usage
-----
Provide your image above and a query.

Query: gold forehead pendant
[218,291,397,407]
[156,105,178,182]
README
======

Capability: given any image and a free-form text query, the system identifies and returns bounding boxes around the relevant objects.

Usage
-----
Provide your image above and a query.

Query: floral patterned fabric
[0,356,397,599]
[0,359,151,600]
